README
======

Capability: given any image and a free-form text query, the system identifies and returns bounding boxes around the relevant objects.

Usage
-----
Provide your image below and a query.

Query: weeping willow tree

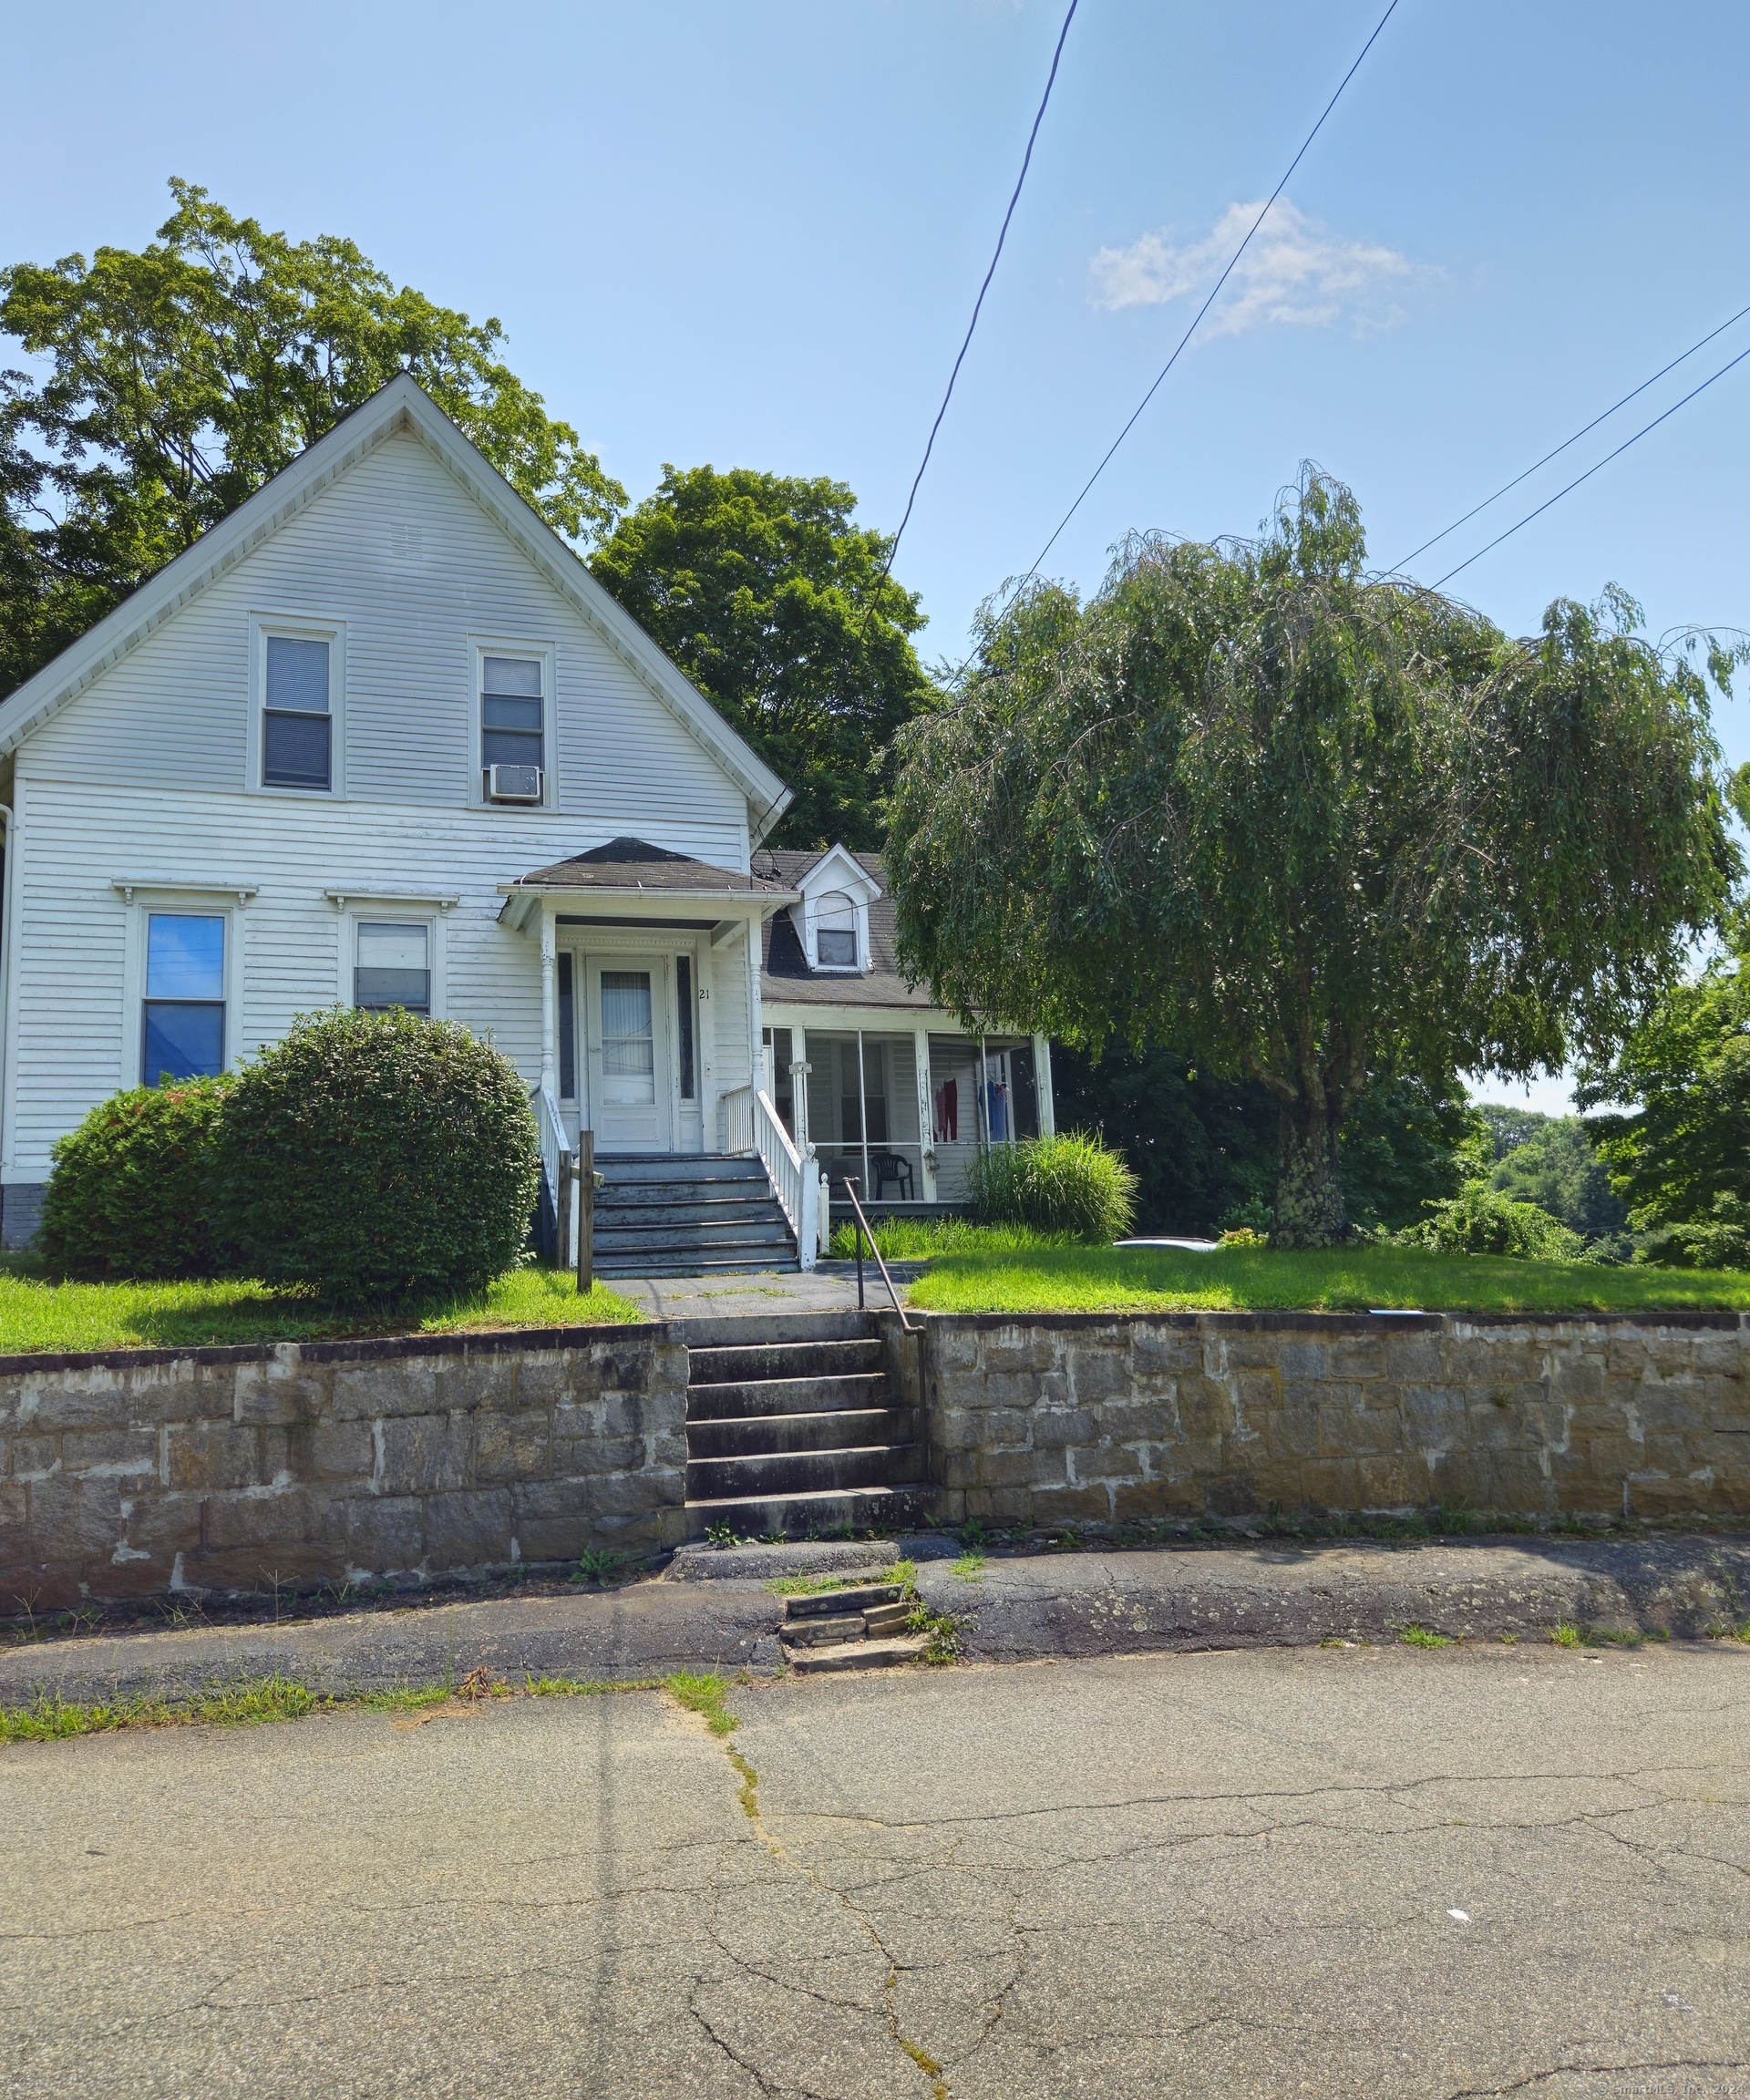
[888,471,1739,1246]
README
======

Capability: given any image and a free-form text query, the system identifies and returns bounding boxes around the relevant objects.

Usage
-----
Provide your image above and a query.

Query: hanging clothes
[933,1078,957,1143]
[987,1079,1010,1141]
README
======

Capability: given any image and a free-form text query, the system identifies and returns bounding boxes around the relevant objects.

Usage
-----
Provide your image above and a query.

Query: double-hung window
[262,634,332,790]
[814,890,859,969]
[355,922,431,1015]
[481,654,544,800]
[142,914,226,1084]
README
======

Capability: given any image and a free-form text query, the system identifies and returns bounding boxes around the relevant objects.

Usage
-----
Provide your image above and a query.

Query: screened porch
[761,1025,1046,1209]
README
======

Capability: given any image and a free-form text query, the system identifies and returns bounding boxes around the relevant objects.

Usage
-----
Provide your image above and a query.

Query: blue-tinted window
[146,915,224,1000]
[264,633,332,790]
[143,913,225,1084]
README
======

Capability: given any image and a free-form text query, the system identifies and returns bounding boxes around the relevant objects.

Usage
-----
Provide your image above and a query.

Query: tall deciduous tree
[591,465,932,849]
[888,471,1739,1245]
[0,180,625,695]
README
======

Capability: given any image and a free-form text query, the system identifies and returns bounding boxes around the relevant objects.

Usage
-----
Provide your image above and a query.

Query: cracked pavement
[1,1642,1746,2097]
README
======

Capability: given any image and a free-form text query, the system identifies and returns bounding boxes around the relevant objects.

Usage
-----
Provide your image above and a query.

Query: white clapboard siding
[22,431,748,839]
[6,777,758,1178]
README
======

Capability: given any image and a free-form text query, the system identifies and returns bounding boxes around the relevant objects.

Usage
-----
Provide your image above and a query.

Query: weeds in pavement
[1398,1625,1450,1649]
[665,1671,738,1735]
[1550,1622,1582,1647]
[765,1572,857,1598]
[0,1670,690,1746]
[952,1550,987,1581]
[571,1548,628,1587]
[727,1749,758,1817]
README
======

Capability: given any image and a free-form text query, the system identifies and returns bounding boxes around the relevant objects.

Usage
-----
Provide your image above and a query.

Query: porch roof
[511,836,789,895]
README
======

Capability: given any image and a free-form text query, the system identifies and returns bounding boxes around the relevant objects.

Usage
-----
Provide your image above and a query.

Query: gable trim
[0,376,793,837]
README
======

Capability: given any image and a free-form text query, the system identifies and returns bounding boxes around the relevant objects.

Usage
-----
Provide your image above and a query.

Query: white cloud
[1089,198,1420,338]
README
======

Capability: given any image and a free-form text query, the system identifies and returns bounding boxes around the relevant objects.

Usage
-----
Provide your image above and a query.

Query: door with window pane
[585,956,670,1151]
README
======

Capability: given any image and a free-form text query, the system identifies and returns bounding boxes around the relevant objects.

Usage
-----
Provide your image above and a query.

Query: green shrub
[1634,1193,1750,1271]
[1395,1179,1582,1261]
[967,1131,1138,1244]
[213,1009,540,1302]
[38,1078,234,1279]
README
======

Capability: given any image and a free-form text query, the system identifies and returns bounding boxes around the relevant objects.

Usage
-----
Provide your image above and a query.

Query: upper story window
[263,634,332,790]
[482,654,544,803]
[143,912,226,1083]
[815,890,858,968]
[355,921,431,1016]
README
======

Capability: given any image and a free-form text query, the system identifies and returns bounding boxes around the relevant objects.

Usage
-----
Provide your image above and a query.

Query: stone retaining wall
[0,1323,686,1610]
[896,1310,1750,1529]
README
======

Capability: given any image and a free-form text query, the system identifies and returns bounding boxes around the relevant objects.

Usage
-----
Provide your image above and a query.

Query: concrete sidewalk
[2,1531,1745,1709]
[615,1260,925,1322]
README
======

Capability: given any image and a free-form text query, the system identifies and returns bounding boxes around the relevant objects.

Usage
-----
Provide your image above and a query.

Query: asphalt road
[2,1642,1746,2098]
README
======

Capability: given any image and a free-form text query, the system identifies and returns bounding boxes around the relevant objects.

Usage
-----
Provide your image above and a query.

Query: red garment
[933,1077,958,1143]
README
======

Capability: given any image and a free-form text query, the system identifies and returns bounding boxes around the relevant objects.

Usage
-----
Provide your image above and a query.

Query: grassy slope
[903,1242,1750,1315]
[0,1261,640,1355]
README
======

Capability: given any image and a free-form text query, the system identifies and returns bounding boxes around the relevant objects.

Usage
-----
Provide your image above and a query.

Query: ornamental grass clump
[212,1008,540,1302]
[968,1131,1137,1244]
[38,1076,235,1279]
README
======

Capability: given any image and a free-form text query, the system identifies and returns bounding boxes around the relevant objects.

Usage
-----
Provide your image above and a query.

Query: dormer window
[815,891,858,968]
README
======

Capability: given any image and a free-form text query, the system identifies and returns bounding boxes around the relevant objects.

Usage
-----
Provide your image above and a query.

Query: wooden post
[577,1128,595,1297]
[556,1148,572,1275]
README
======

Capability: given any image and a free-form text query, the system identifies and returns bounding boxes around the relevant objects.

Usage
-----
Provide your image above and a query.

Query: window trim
[331,899,449,1021]
[247,612,346,798]
[468,635,557,810]
[118,888,248,1088]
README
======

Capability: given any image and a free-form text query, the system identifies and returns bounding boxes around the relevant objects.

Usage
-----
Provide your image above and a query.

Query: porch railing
[531,1084,570,1260]
[720,1084,754,1154]
[754,1086,818,1272]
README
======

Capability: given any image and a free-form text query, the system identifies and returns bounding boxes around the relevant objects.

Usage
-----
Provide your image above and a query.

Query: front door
[585,955,671,1152]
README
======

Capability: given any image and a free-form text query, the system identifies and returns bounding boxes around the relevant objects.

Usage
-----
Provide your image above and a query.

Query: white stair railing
[753,1087,818,1272]
[530,1084,569,1256]
[720,1084,754,1155]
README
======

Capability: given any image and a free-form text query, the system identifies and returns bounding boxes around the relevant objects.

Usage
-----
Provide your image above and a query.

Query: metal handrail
[840,1177,921,1333]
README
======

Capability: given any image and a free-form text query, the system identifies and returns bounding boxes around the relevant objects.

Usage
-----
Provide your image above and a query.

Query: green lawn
[0,1261,641,1355]
[902,1242,1750,1315]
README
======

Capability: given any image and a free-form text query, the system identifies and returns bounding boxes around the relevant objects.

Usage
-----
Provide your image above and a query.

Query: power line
[1430,339,1750,589]
[1393,297,1750,571]
[861,0,1079,629]
[1018,0,1402,583]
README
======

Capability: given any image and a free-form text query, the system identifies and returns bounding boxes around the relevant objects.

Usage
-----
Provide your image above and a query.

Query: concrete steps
[778,1580,928,1673]
[682,1312,931,1539]
[592,1154,798,1279]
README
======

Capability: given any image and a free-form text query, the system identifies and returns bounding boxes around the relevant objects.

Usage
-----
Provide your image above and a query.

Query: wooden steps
[592,1154,798,1278]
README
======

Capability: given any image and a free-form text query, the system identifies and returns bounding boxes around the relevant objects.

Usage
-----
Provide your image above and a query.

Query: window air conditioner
[487,764,544,803]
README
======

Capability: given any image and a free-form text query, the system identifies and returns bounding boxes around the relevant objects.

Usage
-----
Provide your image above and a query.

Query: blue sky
[7,0,1748,1109]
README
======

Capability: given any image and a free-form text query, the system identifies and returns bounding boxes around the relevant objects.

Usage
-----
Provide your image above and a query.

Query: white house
[0,376,1053,1271]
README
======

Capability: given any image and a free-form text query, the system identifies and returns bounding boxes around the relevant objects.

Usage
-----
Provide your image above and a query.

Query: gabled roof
[756,847,935,1010]
[0,375,793,839]
[514,836,787,895]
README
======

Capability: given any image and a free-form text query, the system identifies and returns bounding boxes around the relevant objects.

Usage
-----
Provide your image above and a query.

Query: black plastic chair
[869,1149,914,1200]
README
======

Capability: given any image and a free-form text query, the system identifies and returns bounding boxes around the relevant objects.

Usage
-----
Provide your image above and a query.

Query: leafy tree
[591,465,932,849]
[0,180,624,695]
[1581,917,1750,1265]
[1054,1045,1472,1236]
[889,470,1738,1246]
[1482,1114,1626,1240]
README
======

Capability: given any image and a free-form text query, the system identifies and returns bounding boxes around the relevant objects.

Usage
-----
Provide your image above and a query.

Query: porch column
[539,906,558,1103]
[790,1024,810,1154]
[696,938,717,1150]
[1033,1032,1056,1137]
[914,1025,937,1200]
